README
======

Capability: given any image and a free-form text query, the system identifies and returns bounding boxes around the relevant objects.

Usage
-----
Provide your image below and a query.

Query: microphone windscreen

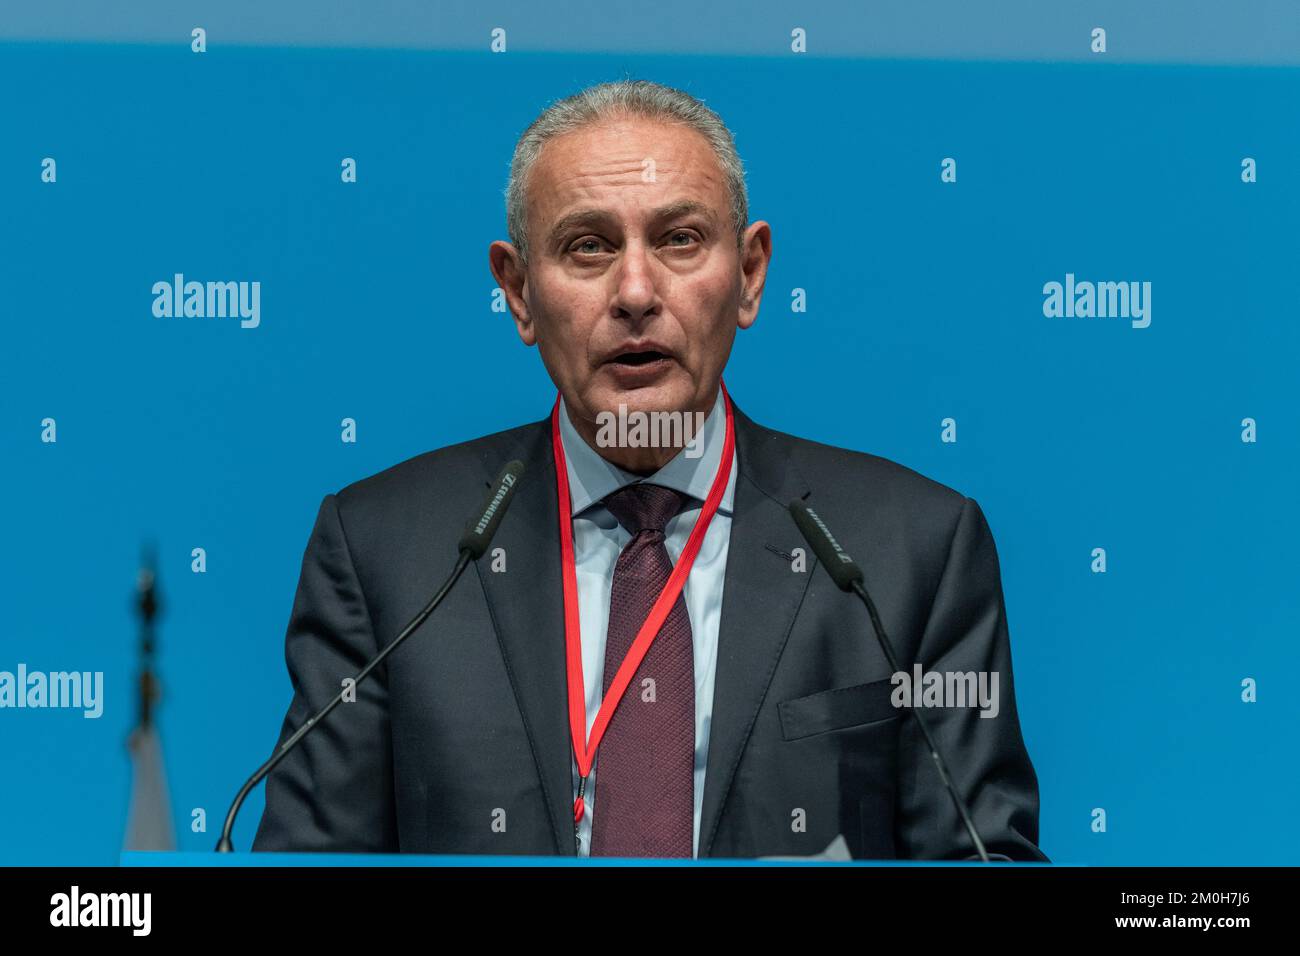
[788,501,865,592]
[459,460,526,558]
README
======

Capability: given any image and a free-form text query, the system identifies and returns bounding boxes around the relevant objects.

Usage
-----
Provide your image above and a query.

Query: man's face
[490,115,771,444]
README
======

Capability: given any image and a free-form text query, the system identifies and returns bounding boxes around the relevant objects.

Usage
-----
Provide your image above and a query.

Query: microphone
[215,460,526,851]
[787,501,992,863]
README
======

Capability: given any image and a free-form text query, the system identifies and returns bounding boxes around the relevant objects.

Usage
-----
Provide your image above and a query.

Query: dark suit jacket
[253,400,1046,860]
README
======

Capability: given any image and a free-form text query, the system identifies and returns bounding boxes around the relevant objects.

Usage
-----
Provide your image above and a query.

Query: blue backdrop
[2,41,1296,865]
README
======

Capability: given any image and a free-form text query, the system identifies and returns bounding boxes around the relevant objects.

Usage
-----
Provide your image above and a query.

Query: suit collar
[726,397,810,506]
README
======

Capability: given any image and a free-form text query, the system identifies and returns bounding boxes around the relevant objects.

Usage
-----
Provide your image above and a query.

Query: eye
[665,230,699,248]
[569,237,605,255]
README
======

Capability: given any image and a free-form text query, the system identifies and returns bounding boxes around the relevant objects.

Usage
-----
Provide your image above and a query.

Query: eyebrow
[546,200,718,248]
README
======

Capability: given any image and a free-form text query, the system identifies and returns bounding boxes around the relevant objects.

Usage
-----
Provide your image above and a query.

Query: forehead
[526,116,729,229]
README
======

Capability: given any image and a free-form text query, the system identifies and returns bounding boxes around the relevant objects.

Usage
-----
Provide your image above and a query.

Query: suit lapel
[471,417,576,854]
[698,401,814,857]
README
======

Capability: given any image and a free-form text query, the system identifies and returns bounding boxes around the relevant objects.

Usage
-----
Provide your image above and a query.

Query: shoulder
[328,417,549,540]
[738,410,978,549]
[744,412,967,506]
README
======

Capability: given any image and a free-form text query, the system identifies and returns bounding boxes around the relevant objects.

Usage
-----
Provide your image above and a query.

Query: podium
[121,851,1047,867]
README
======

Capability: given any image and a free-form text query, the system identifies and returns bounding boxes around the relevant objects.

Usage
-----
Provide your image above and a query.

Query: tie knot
[602,483,688,537]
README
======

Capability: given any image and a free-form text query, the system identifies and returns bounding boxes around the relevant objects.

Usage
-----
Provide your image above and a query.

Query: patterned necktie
[589,482,696,858]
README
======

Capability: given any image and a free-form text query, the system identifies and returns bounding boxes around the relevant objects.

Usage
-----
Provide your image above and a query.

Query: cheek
[533,280,597,361]
[682,275,739,347]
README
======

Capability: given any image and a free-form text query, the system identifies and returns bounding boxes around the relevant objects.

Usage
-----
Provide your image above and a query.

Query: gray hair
[504,79,749,265]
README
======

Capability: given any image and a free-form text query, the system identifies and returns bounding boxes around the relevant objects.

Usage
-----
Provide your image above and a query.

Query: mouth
[602,343,676,384]
[608,349,670,367]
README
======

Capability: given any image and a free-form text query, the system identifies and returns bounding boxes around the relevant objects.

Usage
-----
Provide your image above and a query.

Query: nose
[611,241,660,323]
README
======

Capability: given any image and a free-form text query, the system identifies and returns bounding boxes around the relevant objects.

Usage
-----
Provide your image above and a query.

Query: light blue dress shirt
[558,388,736,858]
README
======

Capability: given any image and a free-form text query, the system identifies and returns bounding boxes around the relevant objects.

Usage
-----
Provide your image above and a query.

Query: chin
[592,377,694,417]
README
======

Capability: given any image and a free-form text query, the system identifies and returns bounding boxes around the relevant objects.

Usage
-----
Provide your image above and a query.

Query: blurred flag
[125,720,176,850]
[123,552,177,851]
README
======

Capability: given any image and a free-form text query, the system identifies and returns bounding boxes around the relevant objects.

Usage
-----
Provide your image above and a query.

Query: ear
[736,220,772,331]
[488,240,536,346]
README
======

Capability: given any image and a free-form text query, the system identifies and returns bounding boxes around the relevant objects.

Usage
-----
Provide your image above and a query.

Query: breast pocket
[777,677,899,741]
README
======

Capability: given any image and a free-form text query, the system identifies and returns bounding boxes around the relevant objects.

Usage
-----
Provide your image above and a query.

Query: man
[253,79,1045,861]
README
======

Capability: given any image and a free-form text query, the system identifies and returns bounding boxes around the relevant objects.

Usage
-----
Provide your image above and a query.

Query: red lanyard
[551,379,735,832]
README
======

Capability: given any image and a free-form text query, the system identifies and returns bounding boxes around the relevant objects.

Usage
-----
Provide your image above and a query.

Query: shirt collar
[556,388,736,519]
